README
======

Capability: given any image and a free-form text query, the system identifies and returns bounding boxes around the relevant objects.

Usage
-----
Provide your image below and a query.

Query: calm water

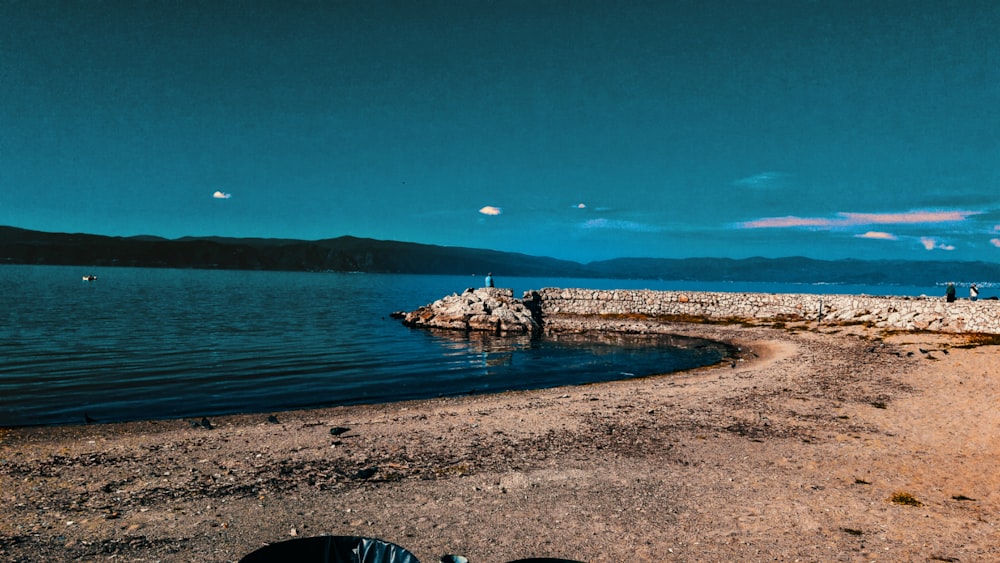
[0,265,948,427]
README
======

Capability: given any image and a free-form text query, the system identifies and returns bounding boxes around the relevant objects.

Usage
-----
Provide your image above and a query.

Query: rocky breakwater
[398,287,541,335]
[399,286,1000,336]
[536,287,1000,334]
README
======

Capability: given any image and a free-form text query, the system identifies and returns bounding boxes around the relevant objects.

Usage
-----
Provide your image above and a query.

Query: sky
[3,0,1000,263]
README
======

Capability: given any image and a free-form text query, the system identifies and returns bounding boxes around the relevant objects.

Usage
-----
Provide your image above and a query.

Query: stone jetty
[399,287,541,334]
[400,286,1000,335]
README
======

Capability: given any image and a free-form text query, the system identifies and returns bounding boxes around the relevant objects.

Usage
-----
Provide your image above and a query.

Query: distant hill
[2,225,999,286]
[0,226,590,277]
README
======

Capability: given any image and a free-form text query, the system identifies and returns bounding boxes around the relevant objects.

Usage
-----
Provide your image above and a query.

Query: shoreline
[3,321,999,561]
[3,326,739,431]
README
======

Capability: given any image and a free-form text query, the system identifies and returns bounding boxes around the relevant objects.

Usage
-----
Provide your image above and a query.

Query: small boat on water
[82,275,97,281]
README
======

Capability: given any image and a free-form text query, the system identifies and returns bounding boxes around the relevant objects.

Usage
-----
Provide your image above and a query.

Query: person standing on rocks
[485,272,494,288]
[970,283,979,301]
[946,282,956,303]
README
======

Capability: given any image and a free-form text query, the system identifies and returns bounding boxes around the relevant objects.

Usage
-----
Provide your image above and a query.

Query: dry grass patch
[888,491,923,506]
[955,333,1000,348]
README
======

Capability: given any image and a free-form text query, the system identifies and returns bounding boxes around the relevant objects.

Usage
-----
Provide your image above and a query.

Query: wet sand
[2,322,999,562]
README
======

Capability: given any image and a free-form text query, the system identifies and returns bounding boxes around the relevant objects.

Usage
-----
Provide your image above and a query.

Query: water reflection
[421,328,733,383]
[425,329,529,371]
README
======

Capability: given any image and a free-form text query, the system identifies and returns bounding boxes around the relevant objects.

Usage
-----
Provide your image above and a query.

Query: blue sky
[3,1,1000,263]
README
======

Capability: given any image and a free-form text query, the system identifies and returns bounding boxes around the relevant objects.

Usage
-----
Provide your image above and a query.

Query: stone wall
[534,288,1000,334]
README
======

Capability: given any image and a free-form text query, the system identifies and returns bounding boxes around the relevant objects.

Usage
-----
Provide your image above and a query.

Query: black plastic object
[240,535,420,563]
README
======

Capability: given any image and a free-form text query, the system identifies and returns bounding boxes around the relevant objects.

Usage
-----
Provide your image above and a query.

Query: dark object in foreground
[239,535,584,563]
[240,535,418,563]
[190,417,213,430]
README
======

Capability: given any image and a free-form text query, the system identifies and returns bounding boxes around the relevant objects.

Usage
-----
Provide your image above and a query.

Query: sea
[0,265,954,427]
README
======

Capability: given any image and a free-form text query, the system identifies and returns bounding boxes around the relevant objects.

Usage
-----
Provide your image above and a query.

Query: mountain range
[2,226,998,287]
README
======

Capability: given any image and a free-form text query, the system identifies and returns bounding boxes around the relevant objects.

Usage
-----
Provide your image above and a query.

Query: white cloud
[740,209,980,229]
[856,231,897,240]
[213,191,232,199]
[733,172,788,188]
[920,237,954,251]
[478,206,502,216]
[582,218,660,232]
[990,238,1000,248]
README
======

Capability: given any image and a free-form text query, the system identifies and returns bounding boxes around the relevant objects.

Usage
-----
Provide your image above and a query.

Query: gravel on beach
[2,322,999,562]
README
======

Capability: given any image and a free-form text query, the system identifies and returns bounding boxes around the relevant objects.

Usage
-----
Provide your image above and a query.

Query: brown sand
[2,322,999,562]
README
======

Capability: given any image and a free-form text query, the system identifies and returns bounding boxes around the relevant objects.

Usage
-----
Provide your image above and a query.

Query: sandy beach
[2,321,999,562]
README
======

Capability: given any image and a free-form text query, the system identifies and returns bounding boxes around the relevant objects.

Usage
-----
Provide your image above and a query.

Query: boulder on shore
[400,287,540,335]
